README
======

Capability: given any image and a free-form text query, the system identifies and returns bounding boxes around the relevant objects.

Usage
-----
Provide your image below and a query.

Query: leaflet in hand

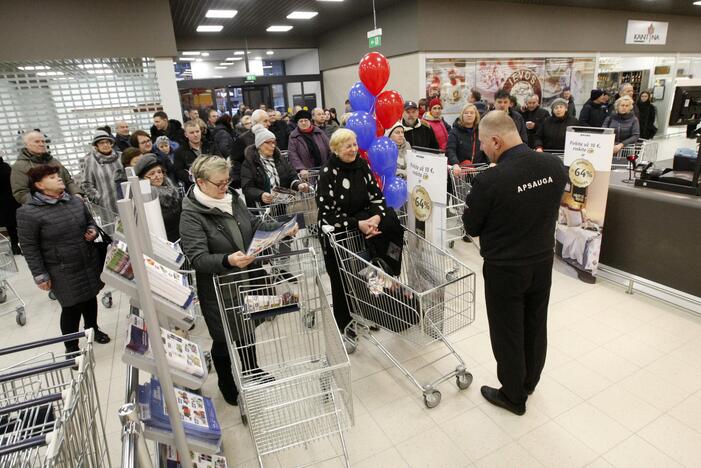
[271,186,297,204]
[143,255,195,309]
[138,378,221,443]
[246,215,298,256]
[164,446,227,468]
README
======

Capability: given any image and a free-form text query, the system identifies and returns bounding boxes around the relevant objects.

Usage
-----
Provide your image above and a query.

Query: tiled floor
[2,235,701,468]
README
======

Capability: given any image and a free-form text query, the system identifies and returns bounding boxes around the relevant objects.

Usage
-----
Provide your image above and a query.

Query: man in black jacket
[579,89,609,127]
[562,87,576,118]
[494,89,528,144]
[150,111,186,147]
[520,95,550,149]
[402,101,439,150]
[463,111,567,416]
[173,120,210,189]
[230,109,270,188]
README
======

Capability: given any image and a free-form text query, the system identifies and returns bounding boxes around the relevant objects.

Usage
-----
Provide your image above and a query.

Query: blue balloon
[348,81,375,113]
[384,176,408,209]
[346,111,376,150]
[368,136,398,179]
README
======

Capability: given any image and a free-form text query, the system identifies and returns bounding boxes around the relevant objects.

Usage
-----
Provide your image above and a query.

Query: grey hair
[251,109,268,124]
[190,154,231,181]
[614,95,634,112]
[22,130,44,144]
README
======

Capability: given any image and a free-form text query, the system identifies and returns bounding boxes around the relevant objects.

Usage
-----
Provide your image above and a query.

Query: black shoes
[480,386,526,416]
[462,235,472,243]
[93,328,111,344]
[11,244,22,255]
[218,382,239,406]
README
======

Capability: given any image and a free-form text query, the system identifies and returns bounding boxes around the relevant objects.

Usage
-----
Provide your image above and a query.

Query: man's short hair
[153,111,168,120]
[471,90,482,102]
[494,89,511,101]
[479,110,519,138]
[22,130,44,145]
[183,119,200,130]
[527,94,540,103]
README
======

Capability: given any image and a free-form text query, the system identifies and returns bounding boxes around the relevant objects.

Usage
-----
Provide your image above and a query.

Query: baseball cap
[404,100,418,110]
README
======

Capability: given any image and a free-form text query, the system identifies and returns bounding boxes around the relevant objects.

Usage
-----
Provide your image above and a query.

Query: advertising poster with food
[425,59,475,118]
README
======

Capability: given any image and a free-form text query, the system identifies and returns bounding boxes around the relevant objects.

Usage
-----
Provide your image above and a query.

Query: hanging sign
[367,28,382,48]
[625,20,668,45]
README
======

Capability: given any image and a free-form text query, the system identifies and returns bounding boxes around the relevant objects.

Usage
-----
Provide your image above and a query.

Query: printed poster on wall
[556,128,615,282]
[405,150,447,246]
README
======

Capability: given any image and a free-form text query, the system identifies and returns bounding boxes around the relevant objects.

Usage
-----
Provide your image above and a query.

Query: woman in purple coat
[287,109,331,173]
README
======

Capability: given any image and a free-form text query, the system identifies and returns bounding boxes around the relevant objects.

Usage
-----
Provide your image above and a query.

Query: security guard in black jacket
[463,111,567,415]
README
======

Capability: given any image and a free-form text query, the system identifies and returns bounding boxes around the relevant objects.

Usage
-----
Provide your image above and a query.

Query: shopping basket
[326,227,476,408]
[214,248,353,467]
[0,233,26,326]
[0,330,111,467]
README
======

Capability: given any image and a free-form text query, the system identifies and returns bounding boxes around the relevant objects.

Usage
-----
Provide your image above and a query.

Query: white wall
[285,50,320,75]
[155,57,182,122]
[190,59,264,80]
[322,53,422,118]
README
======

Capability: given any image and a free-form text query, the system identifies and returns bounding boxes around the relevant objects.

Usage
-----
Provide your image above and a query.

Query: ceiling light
[195,58,203,62]
[225,57,243,61]
[205,9,237,18]
[287,11,318,19]
[37,71,64,76]
[213,75,223,78]
[179,57,196,61]
[201,52,210,57]
[78,63,109,69]
[262,66,273,69]
[197,25,223,32]
[266,50,274,55]
[253,56,262,60]
[182,51,201,56]
[267,25,293,32]
[18,65,51,71]
[218,62,232,66]
[317,0,343,2]
[215,66,227,70]
[694,1,701,5]
[234,51,245,55]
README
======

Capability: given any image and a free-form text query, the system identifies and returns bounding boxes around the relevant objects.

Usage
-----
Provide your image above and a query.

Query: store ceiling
[490,0,701,16]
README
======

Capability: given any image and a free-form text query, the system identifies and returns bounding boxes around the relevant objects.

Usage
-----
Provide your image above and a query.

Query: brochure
[246,215,298,256]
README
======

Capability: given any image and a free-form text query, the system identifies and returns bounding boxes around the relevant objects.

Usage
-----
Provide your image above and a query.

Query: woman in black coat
[16,165,111,354]
[534,98,580,152]
[446,103,486,172]
[637,91,657,140]
[0,154,21,254]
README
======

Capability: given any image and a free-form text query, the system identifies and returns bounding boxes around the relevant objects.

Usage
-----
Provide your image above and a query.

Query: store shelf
[122,346,208,390]
[142,425,222,455]
[101,270,196,329]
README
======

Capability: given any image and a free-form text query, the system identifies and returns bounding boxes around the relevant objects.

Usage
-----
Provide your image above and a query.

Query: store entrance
[242,85,272,110]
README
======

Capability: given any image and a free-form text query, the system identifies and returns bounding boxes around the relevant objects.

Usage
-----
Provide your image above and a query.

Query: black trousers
[60,297,98,351]
[210,337,258,397]
[483,257,553,406]
[321,235,352,332]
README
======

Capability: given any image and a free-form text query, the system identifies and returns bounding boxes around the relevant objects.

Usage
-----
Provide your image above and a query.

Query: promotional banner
[556,128,615,282]
[406,150,448,246]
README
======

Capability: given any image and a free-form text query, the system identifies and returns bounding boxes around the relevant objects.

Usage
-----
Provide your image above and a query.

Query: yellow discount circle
[412,186,432,222]
[569,159,595,188]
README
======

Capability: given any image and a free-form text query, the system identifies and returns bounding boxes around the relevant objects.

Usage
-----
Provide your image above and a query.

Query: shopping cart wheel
[448,241,455,249]
[239,405,248,426]
[15,308,26,326]
[456,372,473,390]
[101,292,113,308]
[343,338,357,355]
[423,390,442,409]
[48,291,56,301]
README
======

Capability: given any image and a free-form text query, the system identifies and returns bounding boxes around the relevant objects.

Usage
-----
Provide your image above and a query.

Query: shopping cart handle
[0,393,62,417]
[0,435,49,457]
[0,359,79,384]
[0,331,86,357]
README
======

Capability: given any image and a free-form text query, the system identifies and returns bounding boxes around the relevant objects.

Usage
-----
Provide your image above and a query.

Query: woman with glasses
[240,125,309,208]
[180,155,290,406]
[134,154,182,242]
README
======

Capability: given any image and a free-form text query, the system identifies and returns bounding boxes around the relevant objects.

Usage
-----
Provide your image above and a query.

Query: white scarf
[193,185,233,216]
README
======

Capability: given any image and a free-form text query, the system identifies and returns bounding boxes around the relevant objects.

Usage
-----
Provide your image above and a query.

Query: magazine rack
[107,174,222,468]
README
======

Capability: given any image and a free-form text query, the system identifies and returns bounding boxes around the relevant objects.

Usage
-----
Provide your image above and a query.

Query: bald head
[251,109,270,128]
[478,111,523,163]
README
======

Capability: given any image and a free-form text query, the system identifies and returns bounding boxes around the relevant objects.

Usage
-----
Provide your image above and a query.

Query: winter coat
[115,134,131,152]
[173,142,210,189]
[210,123,236,159]
[566,97,577,118]
[150,119,186,147]
[579,100,609,128]
[241,146,301,207]
[402,119,439,150]
[152,180,182,242]
[603,112,640,146]
[446,121,482,165]
[637,101,658,140]
[323,121,340,140]
[16,192,103,307]
[0,157,20,229]
[287,126,331,171]
[422,114,451,152]
[81,148,122,214]
[179,189,278,344]
[230,130,255,189]
[520,107,550,149]
[11,149,82,204]
[269,120,290,151]
[152,148,178,186]
[534,115,580,152]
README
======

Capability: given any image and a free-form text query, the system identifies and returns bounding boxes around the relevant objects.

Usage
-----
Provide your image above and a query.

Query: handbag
[92,224,113,268]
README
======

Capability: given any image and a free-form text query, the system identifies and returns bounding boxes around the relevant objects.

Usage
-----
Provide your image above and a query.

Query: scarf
[259,152,280,190]
[299,127,322,167]
[34,190,70,205]
[327,154,370,217]
[193,185,233,216]
[152,180,181,214]
[21,148,52,163]
[91,147,119,165]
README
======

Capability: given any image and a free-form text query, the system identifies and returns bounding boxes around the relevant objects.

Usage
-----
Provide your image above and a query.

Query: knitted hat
[590,89,605,101]
[253,124,276,148]
[428,98,443,109]
[550,98,569,111]
[92,129,115,146]
[133,153,162,178]
[155,135,170,148]
[386,122,404,137]
[294,109,312,122]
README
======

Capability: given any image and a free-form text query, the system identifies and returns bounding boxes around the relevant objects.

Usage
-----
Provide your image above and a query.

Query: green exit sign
[246,74,256,81]
[369,36,382,48]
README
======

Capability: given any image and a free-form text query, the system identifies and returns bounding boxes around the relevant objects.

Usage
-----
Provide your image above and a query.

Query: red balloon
[358,52,390,96]
[375,119,385,137]
[375,90,404,129]
[358,149,369,163]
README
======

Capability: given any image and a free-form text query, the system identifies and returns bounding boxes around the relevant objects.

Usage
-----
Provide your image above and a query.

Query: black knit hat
[294,109,312,122]
[590,89,605,101]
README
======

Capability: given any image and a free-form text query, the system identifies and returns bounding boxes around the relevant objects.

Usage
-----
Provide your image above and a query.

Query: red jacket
[422,115,451,152]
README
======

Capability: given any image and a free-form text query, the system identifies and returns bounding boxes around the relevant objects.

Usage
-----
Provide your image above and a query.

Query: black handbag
[92,225,113,268]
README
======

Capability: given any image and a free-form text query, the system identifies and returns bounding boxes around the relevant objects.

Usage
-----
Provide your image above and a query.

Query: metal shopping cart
[616,140,659,182]
[0,233,25,326]
[85,201,118,308]
[0,330,111,467]
[214,248,353,467]
[327,227,476,408]
[446,164,490,248]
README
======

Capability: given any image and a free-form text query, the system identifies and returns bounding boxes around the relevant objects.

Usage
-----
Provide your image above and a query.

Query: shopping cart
[616,140,659,182]
[85,201,118,308]
[0,330,111,467]
[446,164,490,247]
[327,227,476,408]
[214,248,353,467]
[0,233,25,326]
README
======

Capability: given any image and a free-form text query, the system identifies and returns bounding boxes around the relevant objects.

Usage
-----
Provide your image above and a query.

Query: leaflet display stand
[107,173,222,468]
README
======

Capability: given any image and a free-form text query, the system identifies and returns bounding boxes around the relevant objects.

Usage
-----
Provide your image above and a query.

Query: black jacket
[210,123,236,159]
[520,107,550,148]
[173,141,210,189]
[566,97,577,118]
[579,100,609,128]
[637,101,657,140]
[499,109,528,144]
[534,115,580,151]
[230,130,255,189]
[462,144,567,265]
[446,121,485,165]
[150,119,186,147]
[402,119,439,150]
[115,134,131,152]
[240,145,300,207]
[270,120,290,150]
[0,156,20,228]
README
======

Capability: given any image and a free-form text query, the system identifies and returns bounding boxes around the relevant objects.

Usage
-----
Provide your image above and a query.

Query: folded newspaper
[271,186,297,203]
[246,215,298,256]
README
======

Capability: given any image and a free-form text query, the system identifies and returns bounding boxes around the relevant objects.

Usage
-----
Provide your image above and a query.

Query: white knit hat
[253,124,276,148]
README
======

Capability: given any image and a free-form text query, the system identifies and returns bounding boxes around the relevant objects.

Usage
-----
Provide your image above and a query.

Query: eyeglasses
[206,178,230,188]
